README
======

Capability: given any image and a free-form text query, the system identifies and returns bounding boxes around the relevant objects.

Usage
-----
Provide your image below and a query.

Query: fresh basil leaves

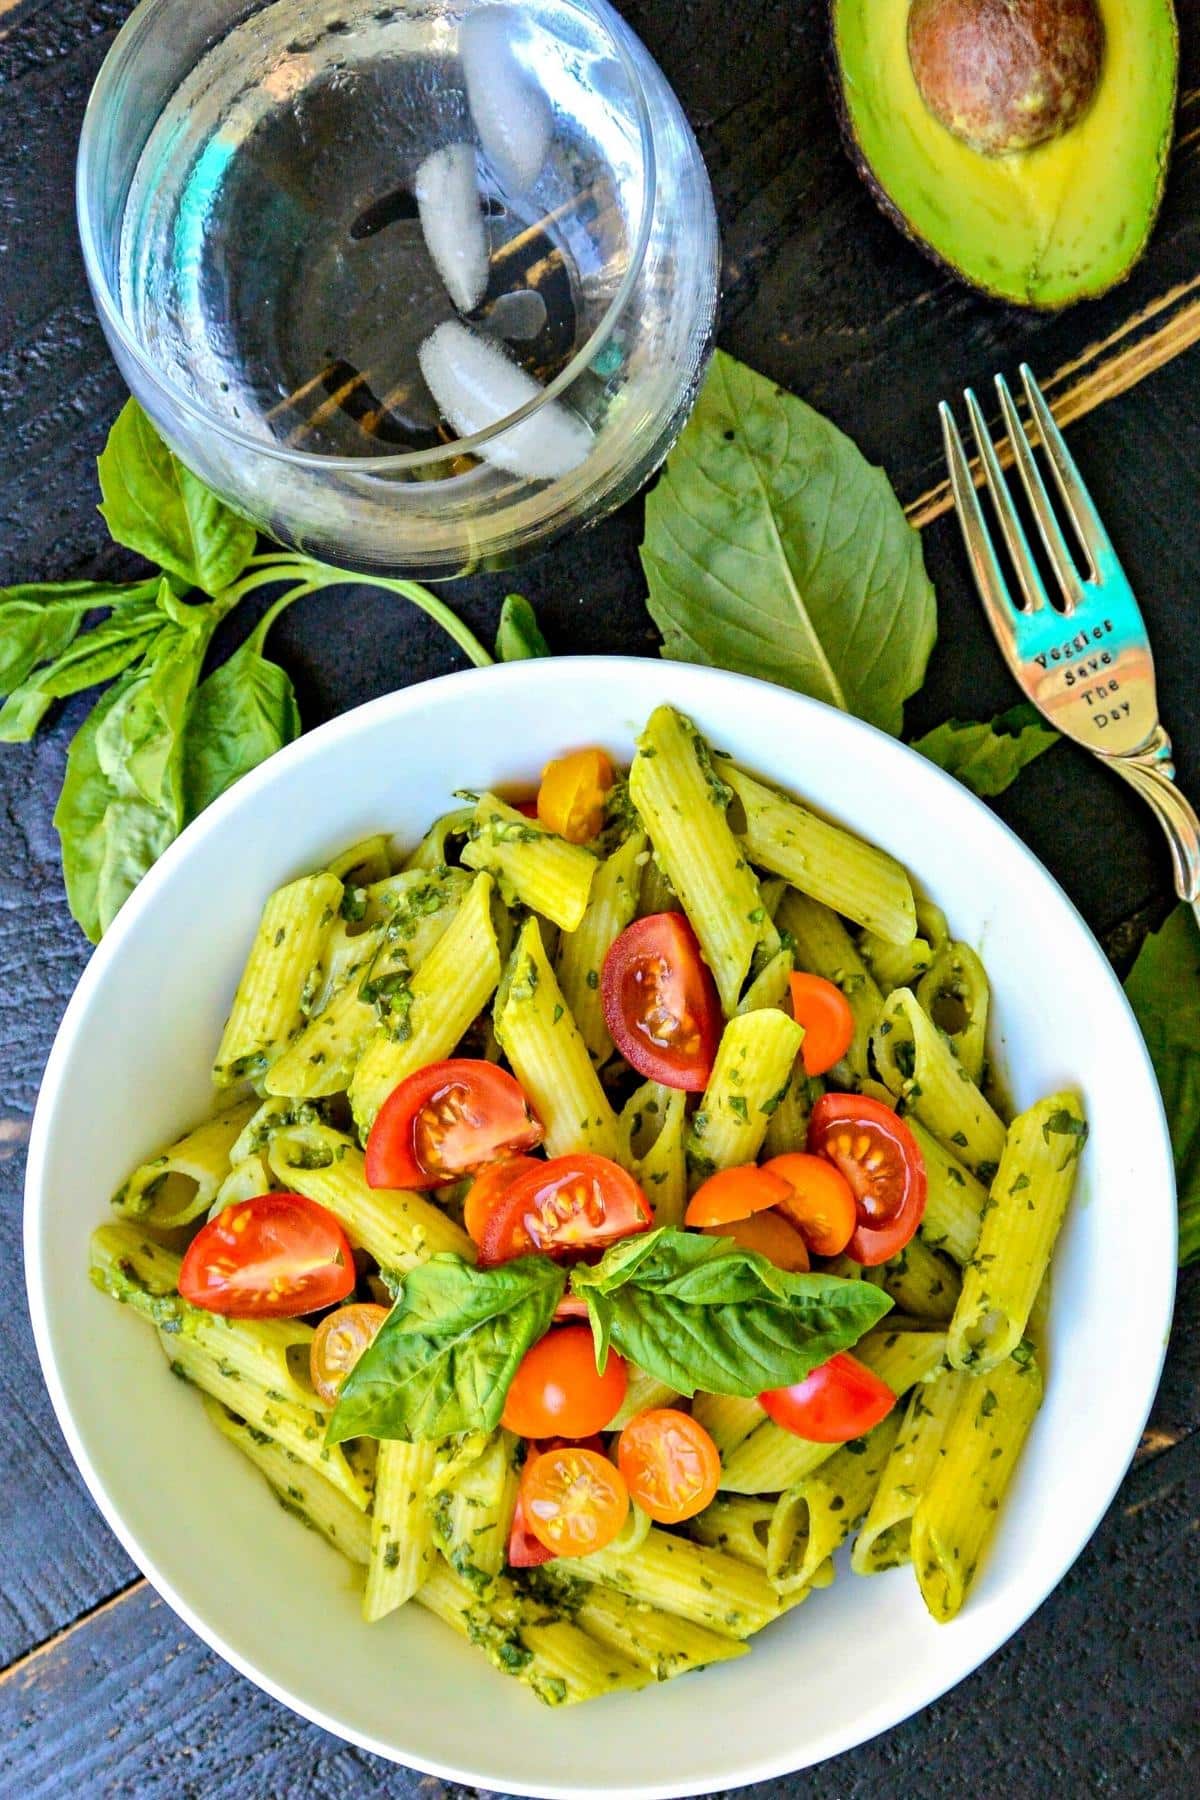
[495,593,549,661]
[1,400,495,940]
[641,349,937,738]
[913,704,1058,798]
[571,1227,893,1398]
[97,398,258,596]
[327,1254,565,1443]
[1125,904,1200,1266]
[182,611,302,819]
[331,1229,891,1442]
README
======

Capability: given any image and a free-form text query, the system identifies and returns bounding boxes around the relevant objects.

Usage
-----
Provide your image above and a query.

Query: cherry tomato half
[789,973,856,1076]
[480,1153,653,1266]
[762,1151,857,1257]
[464,1155,541,1247]
[506,1435,606,1568]
[537,748,615,843]
[521,1445,629,1555]
[501,1325,628,1438]
[179,1193,355,1319]
[601,913,722,1092]
[365,1059,542,1189]
[807,1093,927,1265]
[759,1352,895,1443]
[701,1209,810,1271]
[309,1302,389,1405]
[507,1489,556,1567]
[616,1409,721,1524]
[684,1162,792,1228]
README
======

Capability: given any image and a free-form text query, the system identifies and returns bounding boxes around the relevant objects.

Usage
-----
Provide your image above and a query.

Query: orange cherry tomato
[789,973,856,1076]
[480,1153,653,1266]
[602,913,722,1091]
[506,1434,606,1568]
[464,1155,541,1247]
[807,1093,927,1265]
[521,1445,629,1555]
[759,1352,896,1443]
[309,1302,389,1405]
[616,1409,721,1524]
[178,1194,356,1319]
[537,747,615,843]
[501,1325,628,1438]
[507,1488,555,1567]
[684,1163,792,1229]
[762,1151,858,1257]
[701,1209,810,1271]
[365,1059,542,1189]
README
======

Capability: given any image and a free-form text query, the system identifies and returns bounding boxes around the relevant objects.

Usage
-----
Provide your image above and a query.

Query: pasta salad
[91,704,1086,1705]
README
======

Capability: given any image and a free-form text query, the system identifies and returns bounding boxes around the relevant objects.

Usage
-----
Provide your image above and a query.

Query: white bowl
[25,658,1176,1795]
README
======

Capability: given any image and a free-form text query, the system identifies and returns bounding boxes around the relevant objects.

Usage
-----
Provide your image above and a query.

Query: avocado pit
[907,0,1106,156]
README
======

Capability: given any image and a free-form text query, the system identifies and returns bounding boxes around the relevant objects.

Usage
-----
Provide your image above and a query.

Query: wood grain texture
[1,0,1199,1788]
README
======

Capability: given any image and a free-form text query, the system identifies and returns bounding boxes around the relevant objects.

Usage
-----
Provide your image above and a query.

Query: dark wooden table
[2,2,1198,1793]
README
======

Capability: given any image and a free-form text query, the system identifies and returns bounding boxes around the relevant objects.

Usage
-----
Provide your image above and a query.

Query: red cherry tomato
[464,1155,541,1247]
[521,1445,629,1555]
[505,1434,606,1568]
[759,1352,896,1443]
[309,1302,389,1405]
[601,913,722,1091]
[507,1489,556,1566]
[789,973,856,1076]
[178,1194,355,1319]
[807,1093,927,1265]
[480,1153,653,1266]
[684,1162,792,1228]
[365,1059,542,1189]
[762,1151,857,1256]
[616,1409,721,1523]
[501,1325,627,1437]
[513,797,540,820]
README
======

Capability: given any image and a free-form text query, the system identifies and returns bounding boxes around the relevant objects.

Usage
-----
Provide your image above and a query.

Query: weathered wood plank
[2,1427,1195,1796]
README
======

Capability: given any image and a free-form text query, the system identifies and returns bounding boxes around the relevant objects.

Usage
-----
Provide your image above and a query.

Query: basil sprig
[1,398,556,942]
[570,1227,893,1398]
[327,1254,565,1444]
[329,1228,890,1442]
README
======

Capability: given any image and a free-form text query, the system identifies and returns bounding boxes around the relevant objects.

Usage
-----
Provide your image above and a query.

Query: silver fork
[940,364,1200,920]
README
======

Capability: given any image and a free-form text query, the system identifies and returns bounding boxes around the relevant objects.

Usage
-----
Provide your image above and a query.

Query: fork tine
[963,387,1047,614]
[939,401,1026,635]
[994,374,1085,611]
[1019,363,1114,579]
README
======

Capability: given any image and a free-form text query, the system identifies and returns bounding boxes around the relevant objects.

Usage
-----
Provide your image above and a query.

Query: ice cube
[461,6,553,193]
[418,319,593,480]
[414,143,489,315]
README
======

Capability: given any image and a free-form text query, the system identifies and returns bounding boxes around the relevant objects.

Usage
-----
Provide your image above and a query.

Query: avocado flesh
[832,0,1178,308]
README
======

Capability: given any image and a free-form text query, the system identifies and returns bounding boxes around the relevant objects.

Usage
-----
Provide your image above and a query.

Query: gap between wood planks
[905,272,1200,526]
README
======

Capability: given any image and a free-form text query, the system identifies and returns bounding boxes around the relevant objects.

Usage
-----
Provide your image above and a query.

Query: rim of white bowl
[24,657,1178,1795]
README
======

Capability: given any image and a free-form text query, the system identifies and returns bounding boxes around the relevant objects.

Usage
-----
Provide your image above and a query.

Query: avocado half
[829,0,1179,308]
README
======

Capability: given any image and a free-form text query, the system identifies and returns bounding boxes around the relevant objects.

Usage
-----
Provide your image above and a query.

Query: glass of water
[77,0,719,576]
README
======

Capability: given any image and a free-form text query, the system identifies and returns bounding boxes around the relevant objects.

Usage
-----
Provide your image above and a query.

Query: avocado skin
[826,0,1179,311]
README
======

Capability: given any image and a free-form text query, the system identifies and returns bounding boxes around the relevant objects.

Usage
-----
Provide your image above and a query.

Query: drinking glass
[77,0,720,575]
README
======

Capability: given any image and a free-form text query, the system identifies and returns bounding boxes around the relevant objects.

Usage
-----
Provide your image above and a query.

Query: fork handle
[1109,727,1200,905]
